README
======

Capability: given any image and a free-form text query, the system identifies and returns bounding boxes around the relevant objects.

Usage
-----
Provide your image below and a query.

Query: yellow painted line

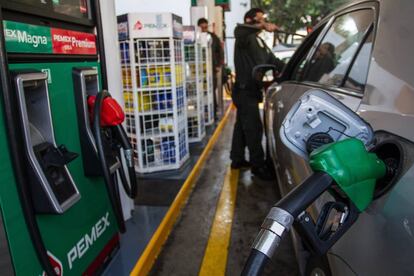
[199,167,239,276]
[130,104,234,276]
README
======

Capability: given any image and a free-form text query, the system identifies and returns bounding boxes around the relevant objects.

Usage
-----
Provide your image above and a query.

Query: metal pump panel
[72,67,120,176]
[13,71,81,214]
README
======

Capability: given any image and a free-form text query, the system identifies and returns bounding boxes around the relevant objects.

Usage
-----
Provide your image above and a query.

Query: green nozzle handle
[310,138,386,211]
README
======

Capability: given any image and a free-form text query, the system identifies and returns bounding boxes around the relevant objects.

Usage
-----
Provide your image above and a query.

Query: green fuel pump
[0,1,133,275]
[242,90,393,276]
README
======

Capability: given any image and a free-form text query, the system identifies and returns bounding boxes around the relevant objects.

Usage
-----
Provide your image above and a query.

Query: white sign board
[118,12,183,39]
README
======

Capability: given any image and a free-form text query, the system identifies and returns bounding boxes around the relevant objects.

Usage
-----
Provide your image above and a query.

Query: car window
[343,30,373,92]
[291,50,309,81]
[290,26,326,81]
[301,9,374,87]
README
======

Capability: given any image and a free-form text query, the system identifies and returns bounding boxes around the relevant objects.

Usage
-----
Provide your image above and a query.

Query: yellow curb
[199,166,239,276]
[130,104,234,276]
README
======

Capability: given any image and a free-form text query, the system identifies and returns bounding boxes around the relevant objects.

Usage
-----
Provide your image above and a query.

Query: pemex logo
[134,21,143,30]
[42,251,63,276]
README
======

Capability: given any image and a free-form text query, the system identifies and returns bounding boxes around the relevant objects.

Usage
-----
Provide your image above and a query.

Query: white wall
[100,0,123,105]
[115,0,192,25]
[214,6,224,40]
[197,0,215,31]
[100,0,135,220]
[224,0,250,70]
[191,6,208,26]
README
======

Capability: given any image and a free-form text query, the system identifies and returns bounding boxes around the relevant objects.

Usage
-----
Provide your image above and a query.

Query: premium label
[51,28,97,55]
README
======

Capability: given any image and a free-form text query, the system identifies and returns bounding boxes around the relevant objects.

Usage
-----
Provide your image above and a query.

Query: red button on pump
[87,95,125,126]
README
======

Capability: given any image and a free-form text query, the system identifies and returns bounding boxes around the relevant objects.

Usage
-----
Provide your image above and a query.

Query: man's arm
[267,50,285,73]
[246,34,268,65]
[247,35,285,78]
[256,35,285,72]
[234,24,261,48]
[238,22,283,64]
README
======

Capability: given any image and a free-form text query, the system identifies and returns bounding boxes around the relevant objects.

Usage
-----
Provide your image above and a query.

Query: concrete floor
[103,206,169,275]
[134,127,214,207]
[103,125,218,275]
[150,109,299,275]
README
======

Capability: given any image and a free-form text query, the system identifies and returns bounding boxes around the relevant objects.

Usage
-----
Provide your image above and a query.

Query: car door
[270,2,414,275]
[265,21,330,196]
[328,1,414,275]
[270,2,378,199]
[268,2,380,274]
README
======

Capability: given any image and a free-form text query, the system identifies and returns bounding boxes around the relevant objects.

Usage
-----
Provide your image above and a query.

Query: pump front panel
[0,89,24,276]
[0,60,118,275]
[0,9,122,273]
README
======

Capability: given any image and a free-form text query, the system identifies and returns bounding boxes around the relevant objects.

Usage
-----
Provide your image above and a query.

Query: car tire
[305,255,332,276]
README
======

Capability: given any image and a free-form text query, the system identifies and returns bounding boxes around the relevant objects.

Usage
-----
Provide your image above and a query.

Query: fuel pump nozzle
[242,90,391,275]
[242,138,386,276]
[89,91,138,233]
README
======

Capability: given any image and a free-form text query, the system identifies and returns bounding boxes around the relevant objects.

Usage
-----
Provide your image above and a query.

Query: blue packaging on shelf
[156,92,173,110]
[167,92,173,109]
[161,138,176,164]
[120,43,130,63]
[140,68,148,87]
[176,86,184,109]
[179,130,187,160]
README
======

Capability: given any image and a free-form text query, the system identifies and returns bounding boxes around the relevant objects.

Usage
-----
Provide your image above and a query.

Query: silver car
[264,0,414,275]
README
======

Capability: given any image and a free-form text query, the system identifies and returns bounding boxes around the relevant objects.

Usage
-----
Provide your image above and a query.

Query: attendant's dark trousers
[230,87,265,168]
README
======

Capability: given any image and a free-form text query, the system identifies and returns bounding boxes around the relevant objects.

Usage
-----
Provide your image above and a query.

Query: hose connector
[124,148,134,168]
[252,207,294,258]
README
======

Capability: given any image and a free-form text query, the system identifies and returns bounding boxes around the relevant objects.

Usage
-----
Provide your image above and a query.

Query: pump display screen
[4,0,91,22]
[7,0,49,6]
[53,0,89,19]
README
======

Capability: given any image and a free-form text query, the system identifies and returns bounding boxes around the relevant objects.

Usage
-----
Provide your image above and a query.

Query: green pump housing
[309,138,386,211]
[0,2,121,275]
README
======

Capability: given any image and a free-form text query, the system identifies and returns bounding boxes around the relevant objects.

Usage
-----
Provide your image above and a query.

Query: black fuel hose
[116,149,137,199]
[276,172,333,217]
[93,91,126,233]
[113,124,137,199]
[112,173,122,211]
[117,161,130,195]
[241,249,269,276]
[241,172,333,276]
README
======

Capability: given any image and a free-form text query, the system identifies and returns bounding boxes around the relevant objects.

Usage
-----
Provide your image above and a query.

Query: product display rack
[200,35,215,126]
[119,37,189,173]
[184,40,206,143]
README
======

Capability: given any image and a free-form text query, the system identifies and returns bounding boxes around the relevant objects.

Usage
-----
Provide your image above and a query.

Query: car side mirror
[252,64,278,89]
